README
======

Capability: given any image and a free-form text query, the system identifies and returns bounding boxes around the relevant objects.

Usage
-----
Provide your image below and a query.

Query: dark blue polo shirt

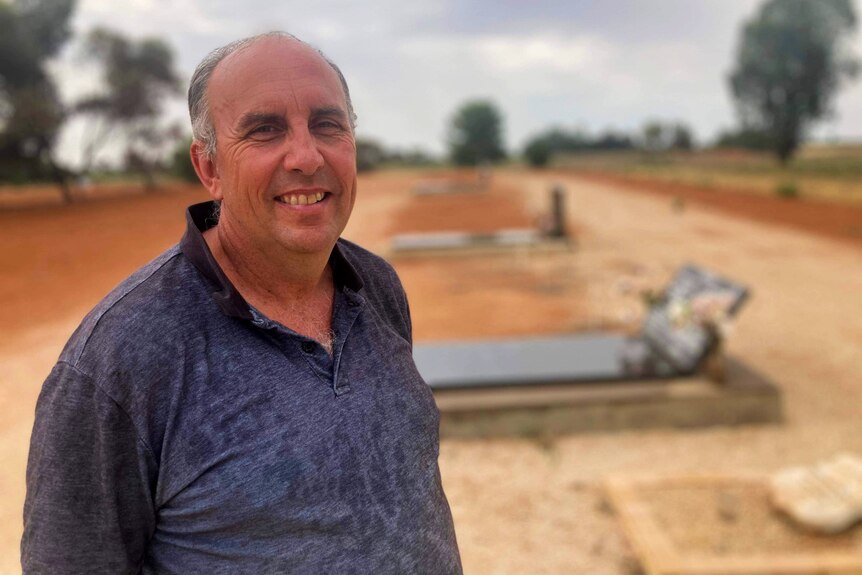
[22,202,462,574]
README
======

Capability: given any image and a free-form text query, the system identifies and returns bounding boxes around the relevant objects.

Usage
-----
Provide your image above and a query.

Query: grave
[416,265,783,437]
[391,185,573,256]
[606,474,862,575]
[432,357,781,438]
[412,166,492,195]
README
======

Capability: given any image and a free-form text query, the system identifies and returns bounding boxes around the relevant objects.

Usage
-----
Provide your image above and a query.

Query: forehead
[208,38,347,122]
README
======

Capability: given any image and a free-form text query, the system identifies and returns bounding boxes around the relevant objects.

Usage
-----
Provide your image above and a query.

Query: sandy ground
[2,170,862,574]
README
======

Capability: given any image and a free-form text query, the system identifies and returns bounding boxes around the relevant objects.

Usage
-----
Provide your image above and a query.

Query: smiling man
[22,32,462,574]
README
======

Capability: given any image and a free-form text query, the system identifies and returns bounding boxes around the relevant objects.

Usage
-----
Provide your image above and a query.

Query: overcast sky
[51,0,862,164]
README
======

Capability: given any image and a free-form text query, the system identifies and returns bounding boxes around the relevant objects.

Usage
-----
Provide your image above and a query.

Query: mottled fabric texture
[23,202,462,574]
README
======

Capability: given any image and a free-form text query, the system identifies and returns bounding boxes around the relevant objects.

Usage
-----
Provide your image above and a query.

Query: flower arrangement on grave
[668,291,737,382]
[639,288,738,382]
[667,292,737,337]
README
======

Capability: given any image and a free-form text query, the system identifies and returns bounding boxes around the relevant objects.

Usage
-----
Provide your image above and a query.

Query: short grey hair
[188,31,357,160]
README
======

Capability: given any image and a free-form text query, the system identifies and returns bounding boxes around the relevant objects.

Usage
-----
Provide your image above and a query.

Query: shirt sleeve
[22,361,157,574]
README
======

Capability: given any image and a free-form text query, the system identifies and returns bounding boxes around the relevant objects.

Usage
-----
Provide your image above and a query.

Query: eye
[312,118,345,132]
[245,124,283,141]
[251,125,279,134]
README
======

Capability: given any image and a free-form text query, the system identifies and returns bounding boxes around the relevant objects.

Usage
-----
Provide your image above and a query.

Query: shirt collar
[180,201,363,320]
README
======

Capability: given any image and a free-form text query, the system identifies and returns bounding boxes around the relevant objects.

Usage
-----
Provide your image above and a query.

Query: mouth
[275,191,327,206]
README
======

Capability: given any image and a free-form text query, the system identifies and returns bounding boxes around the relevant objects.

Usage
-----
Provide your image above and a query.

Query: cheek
[332,146,357,182]
[223,155,278,200]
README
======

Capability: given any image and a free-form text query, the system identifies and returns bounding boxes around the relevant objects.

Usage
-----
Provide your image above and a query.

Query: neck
[203,222,337,342]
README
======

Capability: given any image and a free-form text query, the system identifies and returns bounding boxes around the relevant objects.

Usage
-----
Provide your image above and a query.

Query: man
[22,32,462,574]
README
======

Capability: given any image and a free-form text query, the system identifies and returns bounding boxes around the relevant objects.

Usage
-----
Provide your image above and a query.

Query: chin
[277,234,339,256]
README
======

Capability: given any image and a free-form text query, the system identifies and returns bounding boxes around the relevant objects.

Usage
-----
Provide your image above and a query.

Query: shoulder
[59,244,212,381]
[336,238,406,298]
[336,238,400,281]
[336,238,413,344]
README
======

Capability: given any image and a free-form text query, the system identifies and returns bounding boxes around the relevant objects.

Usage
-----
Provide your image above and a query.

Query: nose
[282,128,325,175]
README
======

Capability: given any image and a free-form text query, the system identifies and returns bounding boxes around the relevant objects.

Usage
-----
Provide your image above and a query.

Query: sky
[50,0,862,165]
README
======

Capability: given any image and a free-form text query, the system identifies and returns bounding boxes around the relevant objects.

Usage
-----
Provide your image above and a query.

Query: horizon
[48,0,862,167]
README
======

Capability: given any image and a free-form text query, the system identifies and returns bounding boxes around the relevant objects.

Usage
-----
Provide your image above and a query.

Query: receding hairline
[206,38,353,134]
[211,35,342,88]
[188,31,356,160]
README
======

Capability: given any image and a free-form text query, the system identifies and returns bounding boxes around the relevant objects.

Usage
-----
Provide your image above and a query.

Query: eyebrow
[235,107,350,133]
[235,112,284,134]
[310,107,350,123]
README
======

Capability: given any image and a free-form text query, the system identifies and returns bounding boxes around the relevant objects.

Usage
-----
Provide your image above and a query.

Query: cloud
[48,0,862,166]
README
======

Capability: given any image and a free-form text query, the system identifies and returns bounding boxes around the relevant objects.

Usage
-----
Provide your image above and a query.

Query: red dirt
[565,171,862,248]
[387,181,534,234]
[0,184,210,348]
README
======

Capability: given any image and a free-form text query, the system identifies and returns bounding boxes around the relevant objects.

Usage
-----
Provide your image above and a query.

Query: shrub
[775,181,800,199]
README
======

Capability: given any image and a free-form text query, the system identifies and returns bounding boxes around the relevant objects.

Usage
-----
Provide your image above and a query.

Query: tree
[522,126,636,167]
[713,127,773,150]
[670,123,694,150]
[641,121,668,153]
[355,137,386,172]
[523,137,553,168]
[447,100,505,166]
[170,137,198,182]
[729,0,859,164]
[641,121,694,152]
[76,28,181,182]
[0,0,76,199]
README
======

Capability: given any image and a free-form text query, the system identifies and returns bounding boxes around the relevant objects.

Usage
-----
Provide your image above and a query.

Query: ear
[190,140,222,201]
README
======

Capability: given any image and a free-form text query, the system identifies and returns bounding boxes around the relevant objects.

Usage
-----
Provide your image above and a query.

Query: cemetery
[2,168,862,573]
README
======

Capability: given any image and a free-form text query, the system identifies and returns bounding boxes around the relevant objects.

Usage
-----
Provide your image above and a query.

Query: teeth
[277,192,326,205]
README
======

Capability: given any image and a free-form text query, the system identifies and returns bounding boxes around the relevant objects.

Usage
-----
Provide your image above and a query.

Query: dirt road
[2,171,862,573]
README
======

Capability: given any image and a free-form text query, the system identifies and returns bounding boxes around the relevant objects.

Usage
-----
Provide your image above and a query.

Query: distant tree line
[0,0,183,200]
[355,138,440,172]
[523,128,634,167]
[521,121,697,168]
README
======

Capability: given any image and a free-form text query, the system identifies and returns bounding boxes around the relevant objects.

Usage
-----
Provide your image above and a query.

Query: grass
[553,144,862,205]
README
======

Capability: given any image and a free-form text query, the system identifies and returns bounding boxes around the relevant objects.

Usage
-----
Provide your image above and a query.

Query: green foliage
[729,0,860,164]
[522,127,635,167]
[523,138,552,167]
[670,124,694,150]
[355,138,385,172]
[775,181,800,199]
[642,122,665,152]
[76,27,181,175]
[641,121,695,152]
[170,138,198,182]
[447,100,506,166]
[0,0,75,195]
[714,127,774,150]
[384,147,439,167]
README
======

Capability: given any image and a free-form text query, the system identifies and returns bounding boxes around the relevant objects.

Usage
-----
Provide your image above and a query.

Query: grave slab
[390,228,572,257]
[606,474,862,575]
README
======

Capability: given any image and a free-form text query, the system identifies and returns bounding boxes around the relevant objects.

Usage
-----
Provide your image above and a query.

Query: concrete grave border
[605,474,862,575]
[433,356,782,438]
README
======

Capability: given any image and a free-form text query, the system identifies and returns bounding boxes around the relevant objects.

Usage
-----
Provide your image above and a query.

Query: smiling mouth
[275,191,326,206]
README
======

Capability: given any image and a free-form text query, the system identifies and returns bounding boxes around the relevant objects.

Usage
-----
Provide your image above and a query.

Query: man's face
[202,38,357,258]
